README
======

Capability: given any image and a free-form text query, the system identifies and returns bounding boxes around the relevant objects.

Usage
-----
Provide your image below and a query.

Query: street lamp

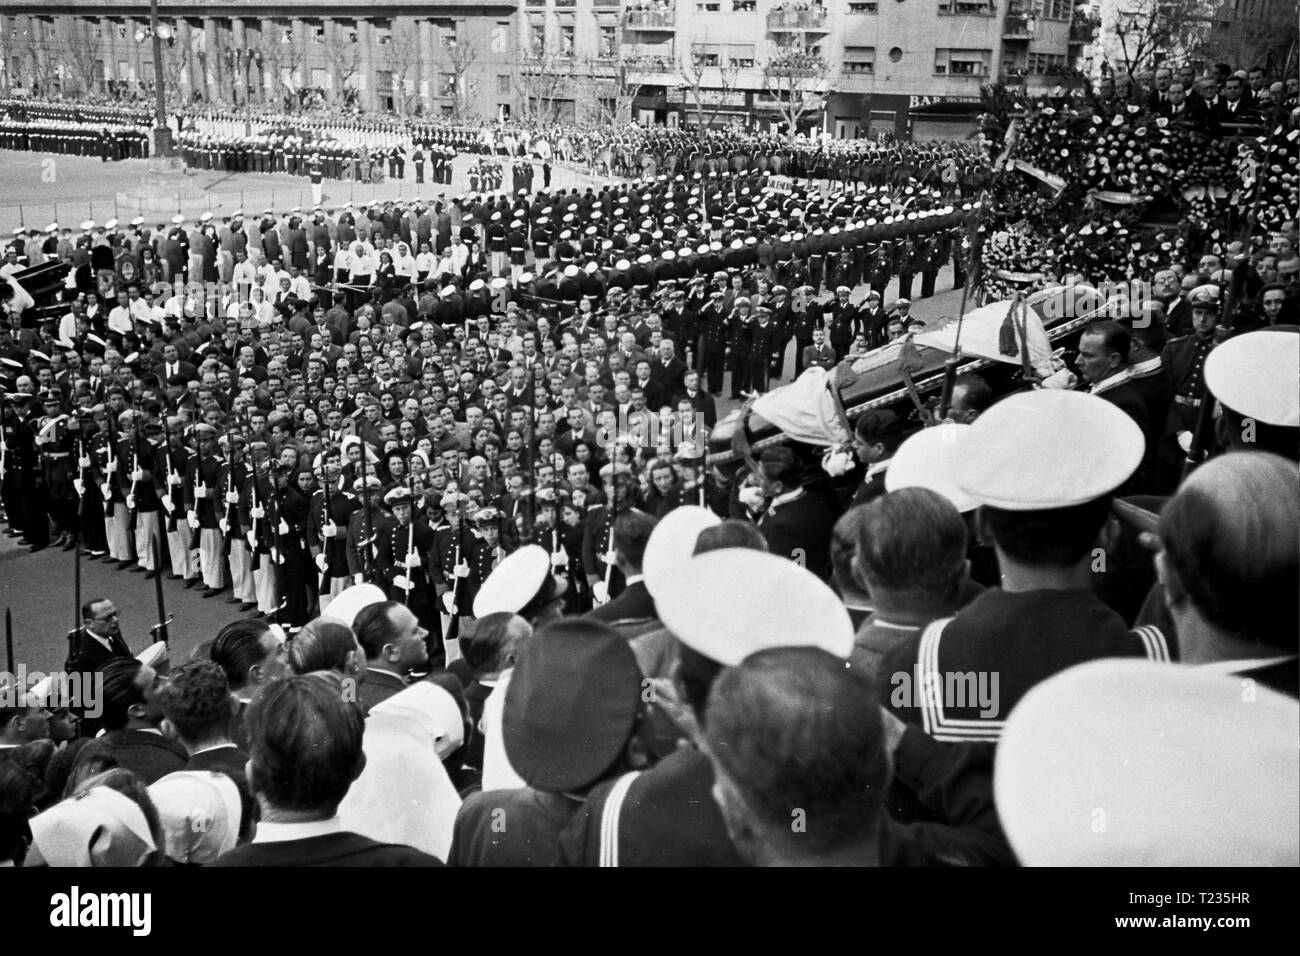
[148,0,173,157]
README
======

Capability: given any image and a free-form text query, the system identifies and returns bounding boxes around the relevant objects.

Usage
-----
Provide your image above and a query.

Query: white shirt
[107,304,134,335]
[252,816,345,845]
[414,252,436,274]
[58,311,79,342]
[231,260,257,287]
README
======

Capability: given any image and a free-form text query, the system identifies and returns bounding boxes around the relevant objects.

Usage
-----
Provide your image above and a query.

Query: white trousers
[229,539,255,602]
[199,528,225,589]
[108,508,132,561]
[134,511,161,570]
[166,517,197,579]
[253,562,277,613]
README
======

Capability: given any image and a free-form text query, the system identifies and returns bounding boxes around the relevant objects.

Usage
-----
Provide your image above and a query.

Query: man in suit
[647,339,688,401]
[1076,321,1150,450]
[802,327,837,373]
[676,369,717,429]
[211,675,442,866]
[154,342,197,385]
[1213,75,1262,129]
[755,446,836,581]
[159,659,255,839]
[72,657,188,785]
[66,597,134,674]
[1155,269,1193,337]
[586,509,658,629]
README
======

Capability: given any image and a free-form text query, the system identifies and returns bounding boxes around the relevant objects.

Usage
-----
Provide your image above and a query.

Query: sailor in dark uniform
[881,390,1172,744]
[375,486,440,663]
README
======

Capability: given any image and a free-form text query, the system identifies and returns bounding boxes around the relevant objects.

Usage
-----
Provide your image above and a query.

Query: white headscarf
[147,771,242,865]
[29,787,156,867]
[338,683,464,861]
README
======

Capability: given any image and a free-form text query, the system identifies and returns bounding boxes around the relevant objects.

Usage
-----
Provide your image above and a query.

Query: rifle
[104,411,118,520]
[358,436,374,582]
[402,473,416,606]
[601,458,617,605]
[65,543,81,671]
[318,469,333,592]
[125,408,140,534]
[149,536,172,646]
[5,608,13,676]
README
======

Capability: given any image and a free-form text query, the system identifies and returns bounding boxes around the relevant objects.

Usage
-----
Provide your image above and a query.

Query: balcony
[1069,21,1096,43]
[1002,15,1036,39]
[624,7,676,29]
[624,54,678,74]
[766,7,829,31]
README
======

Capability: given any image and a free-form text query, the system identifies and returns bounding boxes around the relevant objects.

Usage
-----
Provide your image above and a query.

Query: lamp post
[148,0,173,156]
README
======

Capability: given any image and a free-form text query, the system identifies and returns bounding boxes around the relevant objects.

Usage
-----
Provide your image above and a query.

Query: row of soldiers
[175,131,458,185]
[0,119,150,160]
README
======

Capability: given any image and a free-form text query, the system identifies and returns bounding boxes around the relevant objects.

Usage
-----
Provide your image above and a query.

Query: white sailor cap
[468,278,486,292]
[200,211,213,222]
[171,214,185,225]
[439,285,456,298]
[80,220,95,231]
[954,390,1143,510]
[129,216,144,227]
[1205,327,1300,427]
[656,549,853,666]
[103,218,118,231]
[886,423,977,512]
[322,583,389,628]
[473,544,556,617]
[995,658,1299,866]
[641,506,721,599]
[564,264,580,278]
[45,222,58,233]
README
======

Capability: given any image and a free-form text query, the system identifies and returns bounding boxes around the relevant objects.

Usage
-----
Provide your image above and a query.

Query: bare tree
[383,30,423,116]
[62,20,101,97]
[582,56,639,126]
[323,38,361,109]
[25,30,61,96]
[512,53,580,124]
[681,46,742,131]
[760,50,831,140]
[1107,0,1216,77]
[445,38,481,120]
[1196,1,1299,78]
[161,41,192,110]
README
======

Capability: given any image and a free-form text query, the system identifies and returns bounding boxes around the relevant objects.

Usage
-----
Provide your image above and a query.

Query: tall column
[357,19,375,112]
[204,18,218,102]
[418,18,434,113]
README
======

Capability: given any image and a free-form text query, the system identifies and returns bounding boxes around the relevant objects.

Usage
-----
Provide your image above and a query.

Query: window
[842,46,875,74]
[600,26,617,57]
[529,21,545,54]
[1038,0,1071,20]
[732,0,757,9]
[888,46,903,62]
[312,24,326,44]
[118,25,127,39]
[441,104,454,117]
[497,74,511,94]
[692,43,720,66]
[848,2,878,11]
[440,72,456,96]
[935,48,989,75]
[1028,52,1067,74]
[697,3,721,10]
[526,0,545,6]
[375,19,393,45]
[937,0,993,12]
[560,25,575,56]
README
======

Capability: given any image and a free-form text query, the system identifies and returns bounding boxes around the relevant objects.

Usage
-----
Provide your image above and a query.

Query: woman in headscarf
[27,771,165,867]
[147,771,242,866]
[273,460,313,629]
[338,682,464,860]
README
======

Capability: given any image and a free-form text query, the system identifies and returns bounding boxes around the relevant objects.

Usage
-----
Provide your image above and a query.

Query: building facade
[0,0,1083,138]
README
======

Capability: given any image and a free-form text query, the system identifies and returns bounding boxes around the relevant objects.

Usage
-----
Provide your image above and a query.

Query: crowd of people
[1093,61,1298,135]
[0,64,1296,868]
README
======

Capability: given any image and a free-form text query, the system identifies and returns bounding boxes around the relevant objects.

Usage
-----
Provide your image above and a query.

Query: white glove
[168,473,183,486]
[131,468,145,482]
[247,531,257,550]
[195,482,207,497]
[315,553,329,573]
[187,511,198,527]
[79,456,91,469]
[393,574,412,590]
[821,447,854,477]
[738,486,766,511]
[226,491,240,504]
[354,573,365,585]
[442,591,459,615]
[251,506,265,519]
[551,550,568,569]
[126,494,137,510]
[218,518,230,534]
[405,552,422,569]
[453,561,471,578]
[1039,368,1078,390]
[1177,430,1193,454]
[602,550,618,568]
[323,521,338,538]
[592,580,609,605]
[161,497,175,513]
[100,483,113,500]
[73,478,86,497]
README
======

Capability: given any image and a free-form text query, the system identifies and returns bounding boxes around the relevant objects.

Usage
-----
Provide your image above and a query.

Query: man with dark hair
[849,488,973,685]
[211,675,442,866]
[72,657,187,785]
[458,613,532,780]
[1077,320,1150,442]
[159,659,254,839]
[585,509,658,627]
[65,597,133,674]
[881,391,1170,743]
[352,599,431,713]
[756,445,835,580]
[947,374,992,424]
[844,408,914,507]
[706,646,1009,866]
